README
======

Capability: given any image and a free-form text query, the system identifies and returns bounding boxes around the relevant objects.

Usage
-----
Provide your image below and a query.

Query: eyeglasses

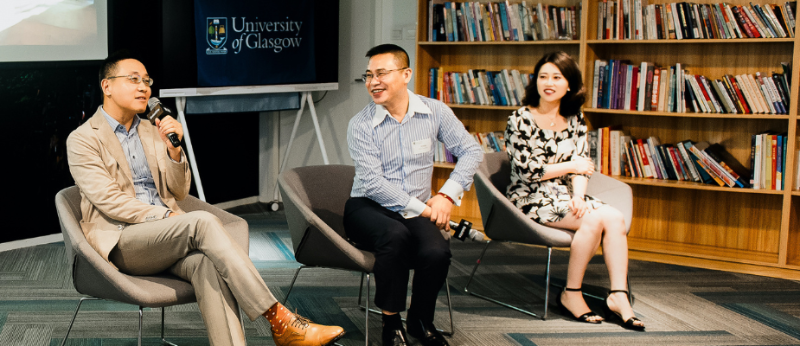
[106,75,154,87]
[361,67,408,83]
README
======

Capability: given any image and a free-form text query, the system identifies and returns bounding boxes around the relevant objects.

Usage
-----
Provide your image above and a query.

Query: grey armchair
[54,186,249,346]
[278,165,454,345]
[466,152,633,320]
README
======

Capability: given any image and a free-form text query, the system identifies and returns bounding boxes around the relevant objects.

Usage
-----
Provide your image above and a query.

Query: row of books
[429,68,533,106]
[434,132,507,163]
[751,132,790,190]
[597,1,797,40]
[590,127,787,190]
[591,60,792,114]
[427,1,580,42]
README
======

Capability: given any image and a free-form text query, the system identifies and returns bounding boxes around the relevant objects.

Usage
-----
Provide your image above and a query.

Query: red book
[651,68,661,111]
[739,6,762,38]
[694,75,712,110]
[630,66,639,110]
[727,75,752,114]
[655,5,664,38]
[772,134,778,189]
[731,6,756,38]
[636,139,651,177]
[669,147,686,180]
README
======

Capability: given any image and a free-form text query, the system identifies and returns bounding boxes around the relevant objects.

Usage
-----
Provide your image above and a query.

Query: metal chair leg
[138,306,144,346]
[365,273,370,346]
[161,307,179,346]
[283,265,305,304]
[543,247,552,320]
[442,278,455,336]
[464,241,545,319]
[60,297,100,346]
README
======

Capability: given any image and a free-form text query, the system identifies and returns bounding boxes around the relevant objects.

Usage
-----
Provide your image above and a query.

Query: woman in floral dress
[505,51,644,331]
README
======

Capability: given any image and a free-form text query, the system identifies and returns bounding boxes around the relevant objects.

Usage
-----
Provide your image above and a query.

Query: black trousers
[343,197,451,323]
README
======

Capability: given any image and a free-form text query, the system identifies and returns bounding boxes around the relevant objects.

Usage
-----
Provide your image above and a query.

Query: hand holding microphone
[146,97,182,148]
[450,219,485,242]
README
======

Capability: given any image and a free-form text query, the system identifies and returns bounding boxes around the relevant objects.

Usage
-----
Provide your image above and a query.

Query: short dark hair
[522,51,585,117]
[99,50,142,86]
[365,44,410,69]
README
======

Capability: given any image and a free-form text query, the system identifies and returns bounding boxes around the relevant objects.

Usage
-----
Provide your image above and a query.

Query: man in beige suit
[66,50,344,346]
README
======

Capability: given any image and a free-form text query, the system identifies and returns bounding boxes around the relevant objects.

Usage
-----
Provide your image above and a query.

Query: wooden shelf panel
[447,104,519,111]
[584,108,792,119]
[613,175,785,194]
[420,40,580,46]
[587,38,795,44]
[628,238,779,264]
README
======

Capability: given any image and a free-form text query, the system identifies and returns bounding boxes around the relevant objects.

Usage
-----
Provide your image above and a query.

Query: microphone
[450,219,485,242]
[146,97,181,148]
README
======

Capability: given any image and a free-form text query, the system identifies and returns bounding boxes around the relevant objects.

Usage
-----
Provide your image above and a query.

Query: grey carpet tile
[1,210,800,345]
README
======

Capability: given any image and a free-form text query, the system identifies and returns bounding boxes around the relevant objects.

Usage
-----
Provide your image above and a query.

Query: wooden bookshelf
[416,0,800,279]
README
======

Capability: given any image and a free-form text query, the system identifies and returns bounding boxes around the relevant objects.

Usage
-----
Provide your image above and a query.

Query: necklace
[546,114,557,127]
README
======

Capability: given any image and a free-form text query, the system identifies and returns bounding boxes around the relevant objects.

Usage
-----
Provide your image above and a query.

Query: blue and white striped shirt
[348,89,483,218]
[101,107,167,208]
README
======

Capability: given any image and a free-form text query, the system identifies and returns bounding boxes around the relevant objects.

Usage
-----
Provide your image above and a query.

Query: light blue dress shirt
[101,107,167,208]
[348,89,483,218]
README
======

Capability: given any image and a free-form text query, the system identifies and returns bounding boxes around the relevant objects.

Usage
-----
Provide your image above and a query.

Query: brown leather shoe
[266,303,345,346]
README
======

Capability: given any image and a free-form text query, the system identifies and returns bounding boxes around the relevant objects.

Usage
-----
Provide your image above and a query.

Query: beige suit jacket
[66,107,191,263]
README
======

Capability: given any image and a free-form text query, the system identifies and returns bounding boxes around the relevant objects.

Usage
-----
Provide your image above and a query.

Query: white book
[592,60,605,107]
[715,79,738,113]
[724,4,743,38]
[511,69,526,104]
[647,137,665,179]
[676,64,683,112]
[538,3,550,40]
[690,75,712,113]
[611,130,622,176]
[699,76,723,113]
[597,2,604,39]
[637,62,650,110]
[734,75,758,113]
[641,139,658,178]
[596,129,604,170]
[686,75,709,113]
[755,72,777,114]
[763,4,787,37]
[657,68,669,111]
[754,134,761,189]
[677,141,701,181]
[692,4,703,38]
[670,3,683,39]
[766,77,785,113]
[624,65,633,110]
[744,74,768,114]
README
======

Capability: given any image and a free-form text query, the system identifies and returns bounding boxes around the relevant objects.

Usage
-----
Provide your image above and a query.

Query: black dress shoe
[382,325,409,346]
[406,318,449,346]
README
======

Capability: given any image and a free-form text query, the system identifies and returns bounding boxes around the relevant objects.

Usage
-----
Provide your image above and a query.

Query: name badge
[412,138,432,155]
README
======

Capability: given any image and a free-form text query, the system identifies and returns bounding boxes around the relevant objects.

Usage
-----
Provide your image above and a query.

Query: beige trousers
[109,211,278,346]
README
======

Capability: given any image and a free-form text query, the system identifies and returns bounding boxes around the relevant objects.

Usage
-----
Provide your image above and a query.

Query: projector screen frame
[159,82,338,98]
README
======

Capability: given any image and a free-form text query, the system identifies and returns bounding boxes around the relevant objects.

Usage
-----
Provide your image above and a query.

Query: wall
[259,0,418,202]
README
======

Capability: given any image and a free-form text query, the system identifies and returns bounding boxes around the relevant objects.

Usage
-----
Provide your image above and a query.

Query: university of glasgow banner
[194,0,316,87]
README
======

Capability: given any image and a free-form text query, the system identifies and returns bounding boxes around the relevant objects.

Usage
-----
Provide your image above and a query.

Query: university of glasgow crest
[206,17,228,55]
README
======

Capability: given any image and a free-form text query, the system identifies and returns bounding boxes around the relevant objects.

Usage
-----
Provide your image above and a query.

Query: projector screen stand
[271,91,330,203]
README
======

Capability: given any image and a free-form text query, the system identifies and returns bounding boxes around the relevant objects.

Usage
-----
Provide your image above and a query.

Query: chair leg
[464,240,545,319]
[138,306,144,346]
[441,278,455,337]
[358,273,383,316]
[543,247,552,320]
[283,265,305,305]
[60,297,100,346]
[160,307,179,346]
[364,273,370,346]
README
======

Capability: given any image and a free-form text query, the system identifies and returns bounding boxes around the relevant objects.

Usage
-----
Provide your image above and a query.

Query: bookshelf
[416,0,800,279]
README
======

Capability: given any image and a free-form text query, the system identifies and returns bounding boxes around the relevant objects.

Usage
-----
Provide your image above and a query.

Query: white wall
[258,0,418,202]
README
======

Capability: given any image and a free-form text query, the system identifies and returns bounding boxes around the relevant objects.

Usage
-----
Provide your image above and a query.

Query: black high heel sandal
[557,287,602,324]
[605,290,645,331]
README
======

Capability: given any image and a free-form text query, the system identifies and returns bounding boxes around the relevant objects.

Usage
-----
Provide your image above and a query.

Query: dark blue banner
[194,0,316,87]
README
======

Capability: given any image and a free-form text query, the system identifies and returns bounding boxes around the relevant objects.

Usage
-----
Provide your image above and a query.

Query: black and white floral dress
[505,107,605,224]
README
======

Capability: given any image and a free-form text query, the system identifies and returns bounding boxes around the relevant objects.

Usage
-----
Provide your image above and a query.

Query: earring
[567,88,571,91]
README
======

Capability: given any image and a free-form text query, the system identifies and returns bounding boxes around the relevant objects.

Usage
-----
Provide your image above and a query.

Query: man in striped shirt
[345,44,482,346]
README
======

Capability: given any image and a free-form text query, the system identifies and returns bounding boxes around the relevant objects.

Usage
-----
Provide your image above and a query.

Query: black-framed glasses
[361,67,408,83]
[106,75,154,87]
